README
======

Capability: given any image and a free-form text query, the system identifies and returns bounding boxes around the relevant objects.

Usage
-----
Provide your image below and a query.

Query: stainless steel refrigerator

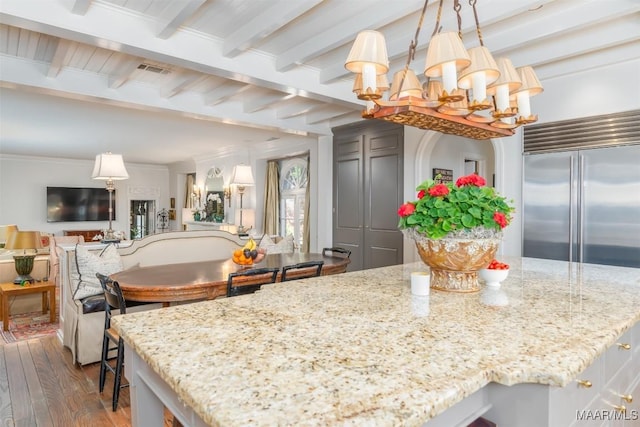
[523,144,640,268]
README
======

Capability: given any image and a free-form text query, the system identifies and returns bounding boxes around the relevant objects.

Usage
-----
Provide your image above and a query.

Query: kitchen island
[112,257,640,426]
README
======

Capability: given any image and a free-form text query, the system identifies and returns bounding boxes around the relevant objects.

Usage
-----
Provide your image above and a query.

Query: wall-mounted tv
[47,187,114,222]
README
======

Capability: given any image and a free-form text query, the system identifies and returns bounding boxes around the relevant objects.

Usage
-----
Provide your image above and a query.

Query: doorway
[130,200,156,239]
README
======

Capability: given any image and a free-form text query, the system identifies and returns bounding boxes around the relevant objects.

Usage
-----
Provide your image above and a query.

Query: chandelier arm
[454,0,463,39]
[395,0,430,102]
[469,0,484,46]
[431,0,444,37]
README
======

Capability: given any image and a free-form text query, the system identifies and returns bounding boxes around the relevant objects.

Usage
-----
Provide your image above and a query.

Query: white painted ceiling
[0,0,638,164]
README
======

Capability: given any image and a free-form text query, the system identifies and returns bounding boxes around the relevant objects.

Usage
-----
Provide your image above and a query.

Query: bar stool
[96,272,128,411]
[322,247,352,258]
[227,267,279,297]
[281,260,324,282]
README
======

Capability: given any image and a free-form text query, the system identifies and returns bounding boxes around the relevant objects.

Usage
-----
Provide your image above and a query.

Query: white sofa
[58,230,247,365]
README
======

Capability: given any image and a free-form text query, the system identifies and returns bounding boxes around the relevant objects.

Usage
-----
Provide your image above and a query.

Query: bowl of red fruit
[479,259,510,288]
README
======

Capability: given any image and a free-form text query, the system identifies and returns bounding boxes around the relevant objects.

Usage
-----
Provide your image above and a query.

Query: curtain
[302,156,310,253]
[185,174,195,209]
[263,161,279,235]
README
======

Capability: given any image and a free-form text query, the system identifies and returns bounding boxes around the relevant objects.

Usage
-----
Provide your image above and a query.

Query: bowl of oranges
[232,238,266,266]
[479,259,510,288]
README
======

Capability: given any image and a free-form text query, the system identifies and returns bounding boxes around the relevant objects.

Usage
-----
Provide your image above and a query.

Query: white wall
[188,135,332,252]
[168,158,196,231]
[533,60,640,124]
[0,154,170,238]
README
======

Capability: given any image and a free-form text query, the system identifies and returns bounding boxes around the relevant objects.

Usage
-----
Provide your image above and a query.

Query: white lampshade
[487,57,522,114]
[389,69,423,100]
[352,73,389,96]
[92,153,129,180]
[424,31,471,94]
[0,224,18,244]
[514,66,544,97]
[457,46,500,103]
[487,57,522,94]
[230,165,255,187]
[5,231,43,250]
[344,30,389,74]
[513,66,543,119]
[345,30,389,99]
[425,79,443,101]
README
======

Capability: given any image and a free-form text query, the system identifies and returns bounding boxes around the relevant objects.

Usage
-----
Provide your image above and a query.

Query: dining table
[110,252,350,303]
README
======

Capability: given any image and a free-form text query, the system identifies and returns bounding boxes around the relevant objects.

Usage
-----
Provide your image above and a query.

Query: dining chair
[96,272,128,411]
[281,260,324,282]
[227,267,279,297]
[322,247,352,258]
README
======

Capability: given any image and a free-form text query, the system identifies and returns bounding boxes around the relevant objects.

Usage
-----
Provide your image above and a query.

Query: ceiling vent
[137,63,171,75]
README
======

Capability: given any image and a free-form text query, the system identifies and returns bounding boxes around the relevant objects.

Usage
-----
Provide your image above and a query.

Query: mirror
[204,167,225,222]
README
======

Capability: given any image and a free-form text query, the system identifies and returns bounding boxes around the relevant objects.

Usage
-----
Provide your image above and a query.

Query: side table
[0,281,56,331]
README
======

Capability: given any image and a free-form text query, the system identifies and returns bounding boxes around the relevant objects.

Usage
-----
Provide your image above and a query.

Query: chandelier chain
[432,0,444,37]
[454,0,463,39]
[469,0,484,46]
[398,0,430,99]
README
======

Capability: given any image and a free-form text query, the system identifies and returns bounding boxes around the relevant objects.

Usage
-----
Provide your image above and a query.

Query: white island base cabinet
[427,323,639,427]
[481,324,638,427]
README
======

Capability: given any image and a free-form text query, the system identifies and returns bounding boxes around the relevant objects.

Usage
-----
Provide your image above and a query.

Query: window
[279,157,308,248]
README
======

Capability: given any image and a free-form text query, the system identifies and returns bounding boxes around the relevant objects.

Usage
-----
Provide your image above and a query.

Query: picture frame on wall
[433,168,453,184]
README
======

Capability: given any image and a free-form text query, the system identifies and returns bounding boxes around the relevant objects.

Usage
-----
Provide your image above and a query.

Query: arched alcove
[414,133,503,192]
[403,132,509,262]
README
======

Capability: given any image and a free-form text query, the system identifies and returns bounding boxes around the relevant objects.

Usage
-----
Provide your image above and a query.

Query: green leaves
[398,175,515,239]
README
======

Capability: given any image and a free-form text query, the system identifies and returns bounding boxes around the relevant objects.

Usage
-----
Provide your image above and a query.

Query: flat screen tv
[46,187,114,222]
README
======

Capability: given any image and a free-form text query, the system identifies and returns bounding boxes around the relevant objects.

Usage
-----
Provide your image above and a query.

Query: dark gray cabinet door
[333,121,403,271]
[333,132,364,270]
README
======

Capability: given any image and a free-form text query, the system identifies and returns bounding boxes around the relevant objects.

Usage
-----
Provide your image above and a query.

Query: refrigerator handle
[569,157,574,263]
[578,154,585,263]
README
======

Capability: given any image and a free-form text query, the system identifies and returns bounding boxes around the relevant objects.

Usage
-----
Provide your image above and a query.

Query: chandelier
[344,0,543,140]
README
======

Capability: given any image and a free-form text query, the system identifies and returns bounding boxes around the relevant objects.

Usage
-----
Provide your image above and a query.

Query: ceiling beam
[160,73,210,98]
[70,0,92,15]
[276,101,320,120]
[0,0,360,109]
[223,0,322,58]
[203,82,250,105]
[156,0,206,40]
[276,0,421,72]
[242,91,296,114]
[0,54,331,136]
[47,39,72,78]
[305,106,354,125]
[108,56,144,89]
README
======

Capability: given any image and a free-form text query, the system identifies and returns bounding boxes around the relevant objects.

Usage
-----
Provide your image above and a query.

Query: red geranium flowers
[398,173,515,239]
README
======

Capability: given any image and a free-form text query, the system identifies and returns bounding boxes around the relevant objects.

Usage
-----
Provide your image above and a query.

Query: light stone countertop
[112,256,640,426]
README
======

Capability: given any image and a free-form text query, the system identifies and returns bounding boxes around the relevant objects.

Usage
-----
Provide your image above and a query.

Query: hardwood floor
[0,335,175,426]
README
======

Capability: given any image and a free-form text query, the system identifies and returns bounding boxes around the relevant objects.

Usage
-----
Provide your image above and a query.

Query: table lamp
[4,230,43,284]
[0,224,18,248]
[230,164,255,235]
[92,152,129,243]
